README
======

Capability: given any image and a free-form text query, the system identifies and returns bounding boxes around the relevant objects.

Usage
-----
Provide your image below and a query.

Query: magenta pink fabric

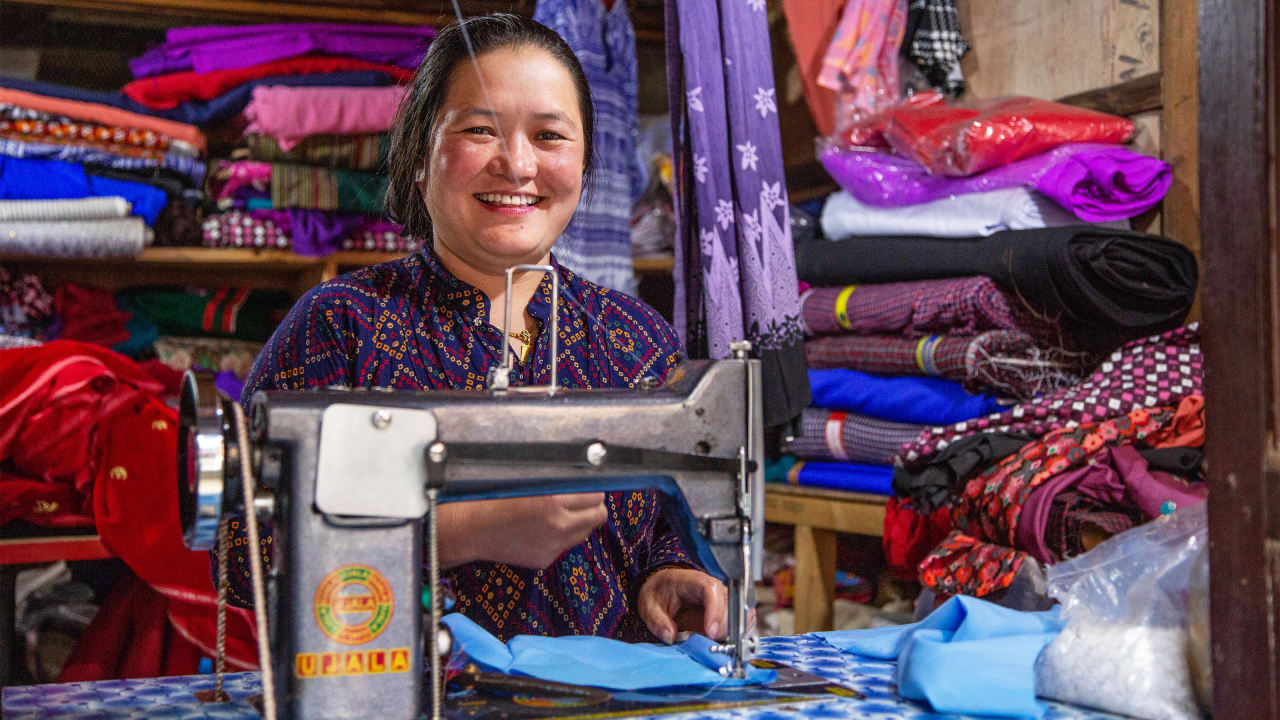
[243,85,407,151]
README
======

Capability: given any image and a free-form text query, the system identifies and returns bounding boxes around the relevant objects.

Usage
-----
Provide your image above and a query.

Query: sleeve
[220,284,355,608]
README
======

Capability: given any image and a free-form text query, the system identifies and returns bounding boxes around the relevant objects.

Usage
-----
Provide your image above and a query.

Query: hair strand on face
[384,13,596,245]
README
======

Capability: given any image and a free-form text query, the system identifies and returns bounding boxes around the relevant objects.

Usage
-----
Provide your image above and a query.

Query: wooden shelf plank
[1057,72,1163,117]
[764,484,887,537]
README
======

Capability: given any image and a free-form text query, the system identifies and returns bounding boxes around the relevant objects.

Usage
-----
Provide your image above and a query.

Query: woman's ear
[414,161,427,184]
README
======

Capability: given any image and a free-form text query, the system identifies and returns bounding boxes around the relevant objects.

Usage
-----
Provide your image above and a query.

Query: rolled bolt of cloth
[0,196,131,222]
[0,218,151,257]
[804,330,1078,399]
[799,276,1050,340]
[785,407,926,464]
[901,324,1203,467]
[795,227,1199,353]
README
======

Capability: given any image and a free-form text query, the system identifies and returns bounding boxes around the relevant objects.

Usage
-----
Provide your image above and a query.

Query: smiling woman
[223,13,732,647]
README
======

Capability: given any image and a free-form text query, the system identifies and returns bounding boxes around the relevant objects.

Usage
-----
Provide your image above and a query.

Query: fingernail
[708,621,722,639]
[662,629,675,644]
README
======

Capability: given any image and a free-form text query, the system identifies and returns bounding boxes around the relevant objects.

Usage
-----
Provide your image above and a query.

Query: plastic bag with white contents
[1038,502,1208,720]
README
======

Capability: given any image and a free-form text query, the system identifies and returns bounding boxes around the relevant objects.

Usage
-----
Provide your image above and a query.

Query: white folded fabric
[0,196,132,222]
[820,187,1082,239]
[0,218,152,257]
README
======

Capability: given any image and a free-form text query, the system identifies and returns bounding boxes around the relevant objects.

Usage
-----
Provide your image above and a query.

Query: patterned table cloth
[2,634,1127,720]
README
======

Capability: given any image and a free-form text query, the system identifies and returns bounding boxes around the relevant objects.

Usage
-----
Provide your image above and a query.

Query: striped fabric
[0,196,131,222]
[786,407,925,464]
[535,0,640,294]
[269,163,386,214]
[804,330,1077,399]
[800,276,1026,338]
[0,103,198,156]
[0,135,205,186]
[245,132,386,171]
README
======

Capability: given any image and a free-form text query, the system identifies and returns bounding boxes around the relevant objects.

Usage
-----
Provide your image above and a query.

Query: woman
[225,14,729,645]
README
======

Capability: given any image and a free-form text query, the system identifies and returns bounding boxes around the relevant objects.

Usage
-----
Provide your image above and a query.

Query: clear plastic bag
[1038,502,1207,719]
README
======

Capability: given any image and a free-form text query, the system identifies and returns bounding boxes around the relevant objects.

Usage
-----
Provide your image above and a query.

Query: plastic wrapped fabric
[1039,504,1208,720]
[816,0,906,119]
[794,227,1199,353]
[820,187,1081,239]
[883,96,1135,176]
[820,143,1171,222]
[837,89,944,148]
[808,368,1004,425]
[785,407,925,464]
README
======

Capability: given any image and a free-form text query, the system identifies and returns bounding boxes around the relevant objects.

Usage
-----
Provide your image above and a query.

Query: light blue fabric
[814,595,1063,719]
[808,368,1004,425]
[443,613,775,690]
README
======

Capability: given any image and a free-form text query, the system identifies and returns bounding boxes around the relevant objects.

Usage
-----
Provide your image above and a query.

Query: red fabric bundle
[122,55,414,110]
[883,96,1135,176]
[882,497,953,581]
[840,89,945,149]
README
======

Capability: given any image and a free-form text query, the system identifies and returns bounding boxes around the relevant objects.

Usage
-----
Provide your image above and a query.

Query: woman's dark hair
[385,13,595,241]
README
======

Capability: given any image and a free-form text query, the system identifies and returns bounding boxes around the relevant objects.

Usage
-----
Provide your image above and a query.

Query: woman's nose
[489,136,536,184]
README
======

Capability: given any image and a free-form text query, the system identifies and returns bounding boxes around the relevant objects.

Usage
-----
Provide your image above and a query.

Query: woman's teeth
[475,193,541,206]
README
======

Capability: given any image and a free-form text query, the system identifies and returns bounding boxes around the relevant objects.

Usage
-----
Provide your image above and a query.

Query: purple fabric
[213,369,246,405]
[819,143,1171,222]
[1015,444,1207,563]
[130,23,436,78]
[245,208,371,257]
[666,0,809,426]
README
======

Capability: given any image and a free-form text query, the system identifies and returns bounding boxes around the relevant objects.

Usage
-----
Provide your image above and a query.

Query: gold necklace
[509,329,534,362]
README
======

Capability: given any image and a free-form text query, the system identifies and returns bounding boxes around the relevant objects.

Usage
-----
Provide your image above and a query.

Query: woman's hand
[638,567,728,644]
[438,494,607,569]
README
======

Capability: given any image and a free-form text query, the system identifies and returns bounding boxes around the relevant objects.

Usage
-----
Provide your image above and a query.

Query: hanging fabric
[666,0,809,427]
[535,0,641,294]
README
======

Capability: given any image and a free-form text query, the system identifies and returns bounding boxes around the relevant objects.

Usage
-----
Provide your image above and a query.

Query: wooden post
[792,525,836,634]
[1199,0,1280,716]
[1161,0,1200,321]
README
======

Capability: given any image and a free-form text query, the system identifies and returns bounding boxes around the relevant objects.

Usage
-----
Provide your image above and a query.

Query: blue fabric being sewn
[815,595,1063,719]
[443,613,775,690]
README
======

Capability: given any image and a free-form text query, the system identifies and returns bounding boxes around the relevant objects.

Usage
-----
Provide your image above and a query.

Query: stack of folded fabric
[113,23,429,256]
[788,95,1203,595]
[0,85,201,254]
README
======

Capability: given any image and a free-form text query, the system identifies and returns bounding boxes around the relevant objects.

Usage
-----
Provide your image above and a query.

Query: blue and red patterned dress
[222,247,696,641]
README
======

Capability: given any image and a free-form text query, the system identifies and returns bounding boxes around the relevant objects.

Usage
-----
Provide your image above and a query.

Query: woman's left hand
[637,567,727,644]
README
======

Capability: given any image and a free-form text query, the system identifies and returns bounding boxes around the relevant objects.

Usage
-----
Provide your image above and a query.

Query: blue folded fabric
[808,368,1004,425]
[790,459,894,495]
[815,595,1063,719]
[442,613,775,690]
[0,155,166,225]
[0,71,399,128]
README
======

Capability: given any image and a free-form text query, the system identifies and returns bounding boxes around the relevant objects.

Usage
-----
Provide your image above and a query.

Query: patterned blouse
[222,247,695,641]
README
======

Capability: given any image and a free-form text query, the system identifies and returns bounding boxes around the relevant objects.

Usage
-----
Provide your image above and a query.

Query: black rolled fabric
[794,227,1198,353]
[892,430,1033,510]
[1137,447,1205,478]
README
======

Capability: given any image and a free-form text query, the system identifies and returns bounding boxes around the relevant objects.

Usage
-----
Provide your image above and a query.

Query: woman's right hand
[437,493,608,569]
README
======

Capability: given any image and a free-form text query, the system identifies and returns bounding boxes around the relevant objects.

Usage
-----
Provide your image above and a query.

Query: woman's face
[420,45,586,275]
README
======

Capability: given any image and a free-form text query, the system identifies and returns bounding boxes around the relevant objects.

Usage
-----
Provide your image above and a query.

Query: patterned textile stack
[0,83,202,255]
[164,24,433,256]
[787,89,1203,597]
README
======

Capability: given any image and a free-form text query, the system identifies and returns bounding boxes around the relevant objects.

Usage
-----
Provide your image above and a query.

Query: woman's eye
[464,127,493,136]
[537,131,565,141]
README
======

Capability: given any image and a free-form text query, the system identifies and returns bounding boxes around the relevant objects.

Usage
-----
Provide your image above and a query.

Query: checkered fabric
[1044,490,1140,562]
[902,324,1202,465]
[800,276,1026,338]
[786,407,926,464]
[805,330,1075,399]
[904,0,970,96]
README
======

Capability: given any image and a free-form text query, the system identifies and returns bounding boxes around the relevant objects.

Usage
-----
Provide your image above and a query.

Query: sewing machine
[176,286,764,720]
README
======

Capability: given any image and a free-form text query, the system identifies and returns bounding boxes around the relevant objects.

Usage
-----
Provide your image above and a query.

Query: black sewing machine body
[180,356,763,720]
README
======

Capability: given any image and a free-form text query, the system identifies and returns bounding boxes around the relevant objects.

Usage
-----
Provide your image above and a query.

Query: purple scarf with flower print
[665,0,809,426]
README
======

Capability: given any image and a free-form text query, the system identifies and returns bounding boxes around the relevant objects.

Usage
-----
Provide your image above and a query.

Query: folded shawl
[0,196,131,222]
[243,85,405,151]
[800,276,1035,338]
[807,368,1004,425]
[243,133,387,171]
[0,218,151,258]
[805,330,1078,399]
[795,227,1198,353]
[786,407,926,464]
[820,187,1081,239]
